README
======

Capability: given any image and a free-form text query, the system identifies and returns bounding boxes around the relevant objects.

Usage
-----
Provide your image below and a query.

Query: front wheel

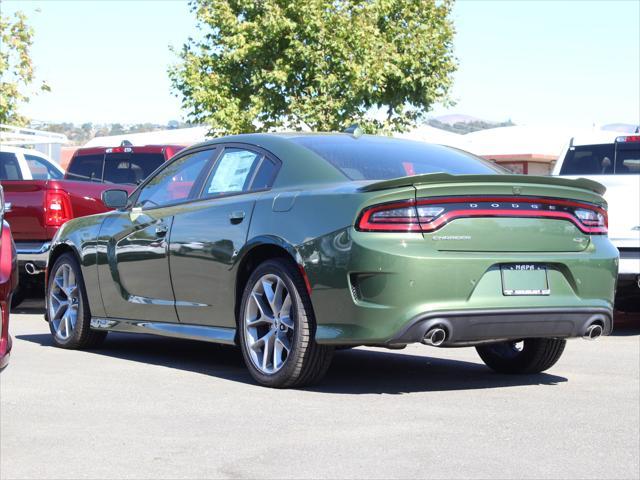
[238,258,333,388]
[476,338,566,374]
[47,253,106,349]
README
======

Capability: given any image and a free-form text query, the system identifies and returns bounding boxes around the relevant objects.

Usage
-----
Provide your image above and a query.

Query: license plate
[501,264,550,296]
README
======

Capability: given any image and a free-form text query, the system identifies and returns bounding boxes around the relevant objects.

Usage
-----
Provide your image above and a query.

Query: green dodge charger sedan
[45,133,618,388]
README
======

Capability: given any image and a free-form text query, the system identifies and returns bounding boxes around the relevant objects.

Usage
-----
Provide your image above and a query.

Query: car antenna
[344,124,363,139]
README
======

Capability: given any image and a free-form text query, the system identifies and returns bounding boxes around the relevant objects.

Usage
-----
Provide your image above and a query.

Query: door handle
[229,210,246,224]
[155,224,169,237]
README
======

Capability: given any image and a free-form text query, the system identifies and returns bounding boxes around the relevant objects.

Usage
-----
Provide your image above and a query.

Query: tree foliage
[170,0,457,134]
[0,6,49,126]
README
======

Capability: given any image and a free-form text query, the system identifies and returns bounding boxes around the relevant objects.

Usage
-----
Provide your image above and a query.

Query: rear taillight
[616,135,640,143]
[45,190,73,227]
[356,196,607,234]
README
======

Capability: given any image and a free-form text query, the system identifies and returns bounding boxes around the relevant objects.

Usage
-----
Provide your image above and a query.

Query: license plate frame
[501,264,550,296]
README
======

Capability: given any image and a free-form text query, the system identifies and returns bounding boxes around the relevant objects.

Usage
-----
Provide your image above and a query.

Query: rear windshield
[66,152,165,184]
[559,143,640,175]
[0,152,23,180]
[103,153,164,184]
[291,136,502,180]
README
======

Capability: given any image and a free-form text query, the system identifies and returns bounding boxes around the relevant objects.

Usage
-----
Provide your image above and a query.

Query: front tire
[238,258,333,388]
[476,338,566,374]
[47,253,106,349]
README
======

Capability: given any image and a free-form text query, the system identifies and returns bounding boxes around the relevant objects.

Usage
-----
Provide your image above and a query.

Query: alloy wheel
[244,274,294,374]
[48,263,79,341]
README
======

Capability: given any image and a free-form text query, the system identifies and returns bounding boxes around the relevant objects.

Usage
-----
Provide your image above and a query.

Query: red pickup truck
[0,143,182,305]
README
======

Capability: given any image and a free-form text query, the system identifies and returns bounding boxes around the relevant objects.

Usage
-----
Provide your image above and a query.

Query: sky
[1,0,639,128]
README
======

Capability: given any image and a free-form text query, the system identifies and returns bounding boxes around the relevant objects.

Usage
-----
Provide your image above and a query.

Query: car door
[169,145,280,328]
[97,148,217,322]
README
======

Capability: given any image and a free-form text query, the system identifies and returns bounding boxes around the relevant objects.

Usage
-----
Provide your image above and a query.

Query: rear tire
[238,258,333,388]
[476,338,566,374]
[47,253,106,349]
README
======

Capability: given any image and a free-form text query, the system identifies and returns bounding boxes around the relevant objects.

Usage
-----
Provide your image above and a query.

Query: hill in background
[428,115,515,134]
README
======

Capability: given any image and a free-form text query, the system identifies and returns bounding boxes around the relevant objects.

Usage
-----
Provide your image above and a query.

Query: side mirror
[101,189,129,209]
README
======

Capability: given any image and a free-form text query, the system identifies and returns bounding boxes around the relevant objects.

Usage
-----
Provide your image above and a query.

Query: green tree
[0,6,49,125]
[170,0,456,134]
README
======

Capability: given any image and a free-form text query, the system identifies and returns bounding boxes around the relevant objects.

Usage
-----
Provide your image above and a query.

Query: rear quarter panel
[2,180,55,241]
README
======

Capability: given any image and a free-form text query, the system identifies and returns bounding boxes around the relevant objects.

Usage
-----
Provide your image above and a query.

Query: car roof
[570,130,638,147]
[73,145,182,156]
[189,131,445,150]
[0,145,52,158]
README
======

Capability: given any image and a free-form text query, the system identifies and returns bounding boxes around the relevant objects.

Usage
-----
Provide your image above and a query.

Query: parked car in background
[1,143,182,306]
[553,133,640,312]
[0,185,18,370]
[1,146,132,306]
[65,143,183,184]
[45,134,617,388]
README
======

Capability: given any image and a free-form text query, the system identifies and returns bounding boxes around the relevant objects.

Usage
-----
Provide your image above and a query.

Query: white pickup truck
[553,132,640,312]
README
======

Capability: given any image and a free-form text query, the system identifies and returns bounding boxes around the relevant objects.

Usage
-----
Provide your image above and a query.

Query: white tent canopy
[82,126,209,148]
[458,125,633,158]
[393,124,464,148]
[0,124,68,161]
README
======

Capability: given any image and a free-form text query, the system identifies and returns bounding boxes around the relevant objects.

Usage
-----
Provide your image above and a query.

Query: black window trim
[196,143,281,200]
[127,142,282,211]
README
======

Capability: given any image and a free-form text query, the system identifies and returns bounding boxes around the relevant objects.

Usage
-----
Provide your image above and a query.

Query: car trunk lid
[359,174,607,253]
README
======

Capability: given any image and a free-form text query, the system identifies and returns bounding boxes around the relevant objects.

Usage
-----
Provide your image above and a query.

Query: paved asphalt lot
[1,300,639,480]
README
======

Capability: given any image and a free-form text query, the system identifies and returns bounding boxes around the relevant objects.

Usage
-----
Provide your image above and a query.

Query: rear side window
[25,154,62,180]
[0,152,23,180]
[66,154,104,182]
[103,153,164,185]
[202,148,263,197]
[292,136,502,180]
[559,144,615,175]
[251,158,279,190]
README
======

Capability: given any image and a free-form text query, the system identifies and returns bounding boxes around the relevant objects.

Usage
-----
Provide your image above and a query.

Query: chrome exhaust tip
[583,324,603,340]
[422,326,447,346]
[25,263,43,275]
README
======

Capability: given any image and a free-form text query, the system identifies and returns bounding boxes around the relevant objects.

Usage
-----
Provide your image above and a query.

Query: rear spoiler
[359,173,606,196]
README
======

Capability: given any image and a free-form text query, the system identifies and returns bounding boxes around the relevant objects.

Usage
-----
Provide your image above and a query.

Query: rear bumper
[307,229,618,345]
[388,307,613,346]
[15,241,50,273]
[618,248,640,276]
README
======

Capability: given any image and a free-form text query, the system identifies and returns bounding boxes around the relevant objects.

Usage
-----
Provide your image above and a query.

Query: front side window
[66,154,104,182]
[203,148,263,197]
[136,149,214,208]
[0,152,23,180]
[25,154,63,180]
